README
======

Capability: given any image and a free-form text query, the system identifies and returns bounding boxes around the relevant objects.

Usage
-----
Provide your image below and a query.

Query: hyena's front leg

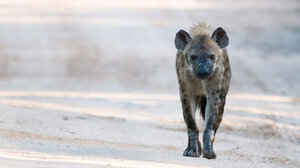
[180,90,201,157]
[203,94,225,159]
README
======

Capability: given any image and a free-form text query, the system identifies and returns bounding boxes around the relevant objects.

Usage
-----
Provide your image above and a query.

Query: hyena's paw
[183,141,201,157]
[203,149,216,159]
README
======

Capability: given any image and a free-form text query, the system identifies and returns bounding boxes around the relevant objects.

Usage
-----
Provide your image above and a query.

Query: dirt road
[0,91,299,167]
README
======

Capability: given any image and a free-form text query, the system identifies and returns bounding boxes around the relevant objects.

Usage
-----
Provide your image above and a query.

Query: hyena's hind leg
[180,89,201,157]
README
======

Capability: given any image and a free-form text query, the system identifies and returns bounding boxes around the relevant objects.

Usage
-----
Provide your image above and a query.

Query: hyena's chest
[189,82,207,96]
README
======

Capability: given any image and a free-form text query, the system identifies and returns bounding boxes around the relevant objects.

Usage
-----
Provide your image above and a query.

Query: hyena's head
[175,27,229,79]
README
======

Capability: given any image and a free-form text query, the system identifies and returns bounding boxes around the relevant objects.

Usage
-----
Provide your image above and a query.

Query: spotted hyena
[174,23,231,159]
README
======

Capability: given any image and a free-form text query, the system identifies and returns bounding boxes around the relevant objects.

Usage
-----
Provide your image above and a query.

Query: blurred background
[0,0,299,167]
[0,0,299,95]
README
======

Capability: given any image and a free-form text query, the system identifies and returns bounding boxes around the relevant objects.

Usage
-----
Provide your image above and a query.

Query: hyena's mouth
[195,72,210,79]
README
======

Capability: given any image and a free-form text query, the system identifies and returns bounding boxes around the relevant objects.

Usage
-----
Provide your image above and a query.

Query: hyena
[174,23,231,159]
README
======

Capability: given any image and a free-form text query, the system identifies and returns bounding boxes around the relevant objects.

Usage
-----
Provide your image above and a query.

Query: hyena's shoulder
[176,51,190,80]
[218,48,231,95]
[222,48,231,81]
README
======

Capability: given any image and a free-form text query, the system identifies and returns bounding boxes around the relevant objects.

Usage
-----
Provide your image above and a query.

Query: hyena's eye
[209,54,215,61]
[190,55,197,62]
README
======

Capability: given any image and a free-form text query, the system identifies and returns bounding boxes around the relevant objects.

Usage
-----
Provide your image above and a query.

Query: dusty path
[0,0,299,167]
[0,91,299,167]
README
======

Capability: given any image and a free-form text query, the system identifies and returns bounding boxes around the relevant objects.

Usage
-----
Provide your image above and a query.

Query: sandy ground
[0,0,299,167]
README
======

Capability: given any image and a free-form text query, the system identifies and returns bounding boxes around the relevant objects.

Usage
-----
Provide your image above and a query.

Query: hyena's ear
[211,27,229,49]
[175,30,192,51]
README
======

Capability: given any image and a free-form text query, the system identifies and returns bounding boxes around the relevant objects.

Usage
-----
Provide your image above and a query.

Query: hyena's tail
[200,96,207,119]
[195,95,207,120]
